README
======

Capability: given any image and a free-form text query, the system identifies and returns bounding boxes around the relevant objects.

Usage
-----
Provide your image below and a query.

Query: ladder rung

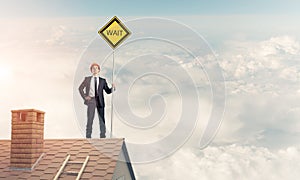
[53,154,90,180]
[65,171,79,175]
[68,161,84,164]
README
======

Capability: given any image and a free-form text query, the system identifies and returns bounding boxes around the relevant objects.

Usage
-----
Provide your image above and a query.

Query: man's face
[91,65,100,75]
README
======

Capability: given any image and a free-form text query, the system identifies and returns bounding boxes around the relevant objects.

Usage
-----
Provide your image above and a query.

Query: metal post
[110,50,115,138]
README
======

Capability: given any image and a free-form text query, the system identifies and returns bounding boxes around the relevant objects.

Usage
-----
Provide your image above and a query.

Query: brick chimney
[10,109,45,169]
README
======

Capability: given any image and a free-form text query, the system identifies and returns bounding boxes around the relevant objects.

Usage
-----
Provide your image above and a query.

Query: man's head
[90,63,100,75]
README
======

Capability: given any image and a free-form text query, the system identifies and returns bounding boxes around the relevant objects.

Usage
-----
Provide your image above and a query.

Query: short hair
[90,63,100,72]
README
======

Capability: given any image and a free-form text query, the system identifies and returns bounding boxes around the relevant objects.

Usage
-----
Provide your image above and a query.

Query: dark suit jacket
[78,76,112,107]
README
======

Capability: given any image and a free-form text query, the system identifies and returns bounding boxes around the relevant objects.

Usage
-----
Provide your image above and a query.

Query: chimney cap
[11,109,45,114]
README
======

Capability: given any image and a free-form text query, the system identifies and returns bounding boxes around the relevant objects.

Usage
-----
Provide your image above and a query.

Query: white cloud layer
[218,35,300,98]
[212,36,300,149]
[1,17,300,179]
[136,145,300,180]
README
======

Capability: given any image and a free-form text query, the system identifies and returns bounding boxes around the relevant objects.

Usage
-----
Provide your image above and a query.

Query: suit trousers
[86,97,106,138]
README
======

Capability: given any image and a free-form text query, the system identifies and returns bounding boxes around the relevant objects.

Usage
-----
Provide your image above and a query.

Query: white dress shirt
[89,75,99,97]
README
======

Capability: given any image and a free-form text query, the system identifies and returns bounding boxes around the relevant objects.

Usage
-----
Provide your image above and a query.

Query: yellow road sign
[98,16,131,49]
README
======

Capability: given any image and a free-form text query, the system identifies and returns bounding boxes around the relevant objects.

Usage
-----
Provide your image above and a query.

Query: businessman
[79,63,115,138]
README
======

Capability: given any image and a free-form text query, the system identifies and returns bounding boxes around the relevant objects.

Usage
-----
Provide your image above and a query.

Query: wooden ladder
[53,154,90,180]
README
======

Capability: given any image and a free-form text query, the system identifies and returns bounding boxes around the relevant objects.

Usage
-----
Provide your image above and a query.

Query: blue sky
[1,0,300,17]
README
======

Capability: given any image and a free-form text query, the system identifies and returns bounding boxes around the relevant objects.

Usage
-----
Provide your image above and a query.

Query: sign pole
[98,16,131,139]
[110,50,115,138]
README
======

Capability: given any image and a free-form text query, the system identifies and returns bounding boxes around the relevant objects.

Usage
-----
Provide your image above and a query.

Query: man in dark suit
[79,63,115,138]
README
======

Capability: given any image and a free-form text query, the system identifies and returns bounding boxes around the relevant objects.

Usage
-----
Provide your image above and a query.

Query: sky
[1,0,300,179]
[1,0,300,17]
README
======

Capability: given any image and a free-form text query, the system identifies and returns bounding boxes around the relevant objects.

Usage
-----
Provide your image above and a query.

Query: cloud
[279,66,299,82]
[261,36,300,55]
[189,35,300,151]
[213,92,300,149]
[219,36,300,96]
[136,145,300,180]
[45,25,66,46]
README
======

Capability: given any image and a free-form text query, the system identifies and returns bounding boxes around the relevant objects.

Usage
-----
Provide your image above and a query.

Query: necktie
[94,77,97,97]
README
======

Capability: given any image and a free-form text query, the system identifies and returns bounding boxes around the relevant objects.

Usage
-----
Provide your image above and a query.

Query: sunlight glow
[0,65,13,83]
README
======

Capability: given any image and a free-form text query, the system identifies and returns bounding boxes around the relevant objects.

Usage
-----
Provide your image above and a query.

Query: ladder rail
[76,155,90,180]
[53,154,71,180]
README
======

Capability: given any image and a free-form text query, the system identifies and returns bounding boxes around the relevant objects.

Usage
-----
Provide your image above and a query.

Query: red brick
[11,148,43,154]
[10,153,41,159]
[10,158,36,164]
[11,143,43,149]
[12,137,44,144]
[10,163,32,168]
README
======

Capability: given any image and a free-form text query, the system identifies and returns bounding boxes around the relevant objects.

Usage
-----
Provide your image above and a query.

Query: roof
[0,138,135,180]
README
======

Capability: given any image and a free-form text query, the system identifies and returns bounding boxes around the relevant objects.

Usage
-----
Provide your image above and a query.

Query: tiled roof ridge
[0,137,133,179]
[43,138,125,141]
[0,138,125,141]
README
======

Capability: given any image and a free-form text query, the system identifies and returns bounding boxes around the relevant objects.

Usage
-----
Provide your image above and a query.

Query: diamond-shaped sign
[98,16,131,49]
